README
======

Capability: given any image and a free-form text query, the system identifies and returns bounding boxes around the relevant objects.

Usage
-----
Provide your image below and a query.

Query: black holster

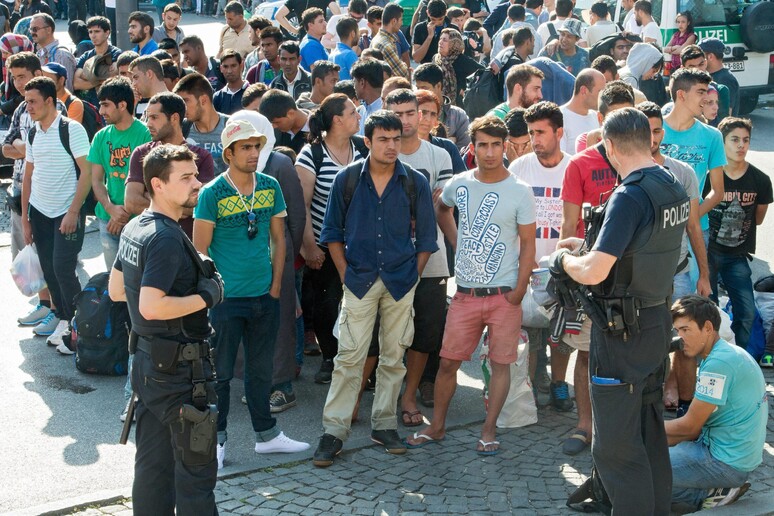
[598,298,640,337]
[177,403,218,465]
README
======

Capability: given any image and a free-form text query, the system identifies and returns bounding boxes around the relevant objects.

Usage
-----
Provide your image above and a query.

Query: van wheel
[738,94,759,116]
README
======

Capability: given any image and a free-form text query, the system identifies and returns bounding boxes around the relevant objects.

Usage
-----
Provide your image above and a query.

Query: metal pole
[116,0,140,51]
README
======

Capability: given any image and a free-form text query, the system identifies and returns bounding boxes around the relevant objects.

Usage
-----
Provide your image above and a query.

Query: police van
[578,0,774,114]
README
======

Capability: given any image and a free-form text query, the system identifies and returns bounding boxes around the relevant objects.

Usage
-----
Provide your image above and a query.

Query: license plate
[724,61,745,72]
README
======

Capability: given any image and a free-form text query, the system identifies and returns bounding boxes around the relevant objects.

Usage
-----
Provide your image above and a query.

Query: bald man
[559,69,606,153]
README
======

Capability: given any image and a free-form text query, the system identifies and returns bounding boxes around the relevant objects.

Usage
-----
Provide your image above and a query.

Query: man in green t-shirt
[89,77,152,269]
[193,119,309,470]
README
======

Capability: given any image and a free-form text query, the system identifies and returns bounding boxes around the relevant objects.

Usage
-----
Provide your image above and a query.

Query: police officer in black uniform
[108,144,224,516]
[549,108,690,515]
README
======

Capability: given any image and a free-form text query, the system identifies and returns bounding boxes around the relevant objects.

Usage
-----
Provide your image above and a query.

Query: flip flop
[477,439,500,456]
[401,410,424,427]
[404,432,444,449]
[562,429,590,456]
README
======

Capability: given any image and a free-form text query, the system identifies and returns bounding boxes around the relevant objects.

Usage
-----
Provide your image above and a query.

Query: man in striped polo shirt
[20,76,91,351]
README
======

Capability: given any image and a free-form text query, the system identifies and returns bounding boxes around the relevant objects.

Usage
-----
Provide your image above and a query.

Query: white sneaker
[217,443,225,470]
[254,432,310,454]
[33,312,60,336]
[18,304,51,325]
[56,341,75,355]
[46,320,69,346]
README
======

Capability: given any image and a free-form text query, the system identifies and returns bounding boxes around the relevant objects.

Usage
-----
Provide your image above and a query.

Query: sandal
[562,429,590,456]
[401,410,424,427]
[404,432,444,449]
[477,439,500,456]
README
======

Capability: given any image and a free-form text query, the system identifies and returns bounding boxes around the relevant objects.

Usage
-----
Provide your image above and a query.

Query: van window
[677,0,760,27]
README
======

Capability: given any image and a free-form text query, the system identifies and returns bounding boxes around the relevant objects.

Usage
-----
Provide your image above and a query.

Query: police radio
[583,202,606,249]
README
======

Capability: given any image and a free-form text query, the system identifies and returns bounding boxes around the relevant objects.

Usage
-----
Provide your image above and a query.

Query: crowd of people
[5,0,771,514]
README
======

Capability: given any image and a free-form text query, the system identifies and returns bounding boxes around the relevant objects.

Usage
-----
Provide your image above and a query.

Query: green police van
[582,0,774,114]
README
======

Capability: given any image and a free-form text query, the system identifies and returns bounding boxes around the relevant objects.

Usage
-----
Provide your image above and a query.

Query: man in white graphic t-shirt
[406,115,536,455]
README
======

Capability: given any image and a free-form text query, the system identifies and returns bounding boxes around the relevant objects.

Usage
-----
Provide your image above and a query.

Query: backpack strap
[182,119,193,139]
[310,141,324,173]
[342,165,361,213]
[399,168,417,222]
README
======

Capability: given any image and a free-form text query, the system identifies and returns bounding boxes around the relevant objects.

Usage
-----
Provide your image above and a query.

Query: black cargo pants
[131,348,218,516]
[589,305,673,516]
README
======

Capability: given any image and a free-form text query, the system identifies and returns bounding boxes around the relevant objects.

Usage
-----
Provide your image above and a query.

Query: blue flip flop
[404,432,444,449]
[477,439,500,456]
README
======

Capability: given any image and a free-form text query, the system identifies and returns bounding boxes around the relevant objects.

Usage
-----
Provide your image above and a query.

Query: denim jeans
[672,271,694,303]
[28,205,84,322]
[709,252,755,348]
[98,219,120,271]
[670,440,749,510]
[210,295,281,444]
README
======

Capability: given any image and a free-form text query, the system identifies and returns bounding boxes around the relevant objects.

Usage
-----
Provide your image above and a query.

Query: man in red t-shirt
[125,92,215,239]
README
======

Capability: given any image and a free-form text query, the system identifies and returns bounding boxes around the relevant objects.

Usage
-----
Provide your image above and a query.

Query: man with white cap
[193,119,310,470]
[537,19,589,76]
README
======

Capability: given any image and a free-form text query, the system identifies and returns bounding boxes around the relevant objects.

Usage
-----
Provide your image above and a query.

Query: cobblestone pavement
[65,366,773,516]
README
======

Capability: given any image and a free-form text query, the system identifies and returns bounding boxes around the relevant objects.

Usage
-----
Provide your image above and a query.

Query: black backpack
[463,48,521,119]
[27,116,98,215]
[65,94,106,141]
[310,135,369,173]
[73,272,131,376]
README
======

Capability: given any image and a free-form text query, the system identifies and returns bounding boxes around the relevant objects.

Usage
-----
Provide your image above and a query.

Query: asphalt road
[1,14,773,515]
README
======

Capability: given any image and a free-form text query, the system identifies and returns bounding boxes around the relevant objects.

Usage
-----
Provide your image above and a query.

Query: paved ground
[51,365,774,516]
[2,11,773,516]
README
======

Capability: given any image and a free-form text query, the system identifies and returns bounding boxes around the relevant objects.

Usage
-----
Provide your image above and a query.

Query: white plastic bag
[717,296,736,345]
[10,244,46,296]
[522,287,550,328]
[481,331,538,429]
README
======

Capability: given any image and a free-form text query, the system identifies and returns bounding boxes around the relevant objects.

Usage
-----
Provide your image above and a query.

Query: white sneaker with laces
[33,312,59,336]
[18,304,51,325]
[217,443,225,470]
[56,342,75,355]
[702,482,751,509]
[46,320,69,346]
[254,432,310,454]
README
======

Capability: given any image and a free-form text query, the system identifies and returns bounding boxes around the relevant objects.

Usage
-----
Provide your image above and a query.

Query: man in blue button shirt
[128,11,159,56]
[313,111,439,468]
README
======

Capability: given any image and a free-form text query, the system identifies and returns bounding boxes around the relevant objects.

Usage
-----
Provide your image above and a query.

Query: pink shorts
[440,291,522,365]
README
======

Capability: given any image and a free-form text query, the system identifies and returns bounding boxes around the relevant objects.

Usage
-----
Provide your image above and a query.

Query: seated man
[667,295,768,511]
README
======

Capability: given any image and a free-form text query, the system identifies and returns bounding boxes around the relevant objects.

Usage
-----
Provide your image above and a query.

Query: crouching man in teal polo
[667,295,768,511]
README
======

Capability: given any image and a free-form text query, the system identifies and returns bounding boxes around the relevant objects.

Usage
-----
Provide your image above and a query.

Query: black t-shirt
[464,0,490,16]
[451,53,483,105]
[284,0,331,37]
[705,164,773,255]
[412,18,458,64]
[115,211,211,339]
